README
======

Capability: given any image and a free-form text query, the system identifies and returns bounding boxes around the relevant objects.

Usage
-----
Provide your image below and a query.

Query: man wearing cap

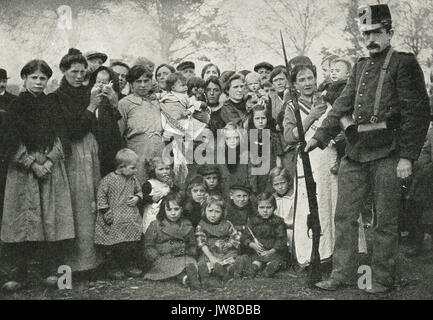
[0,68,16,225]
[254,62,274,82]
[85,51,108,72]
[177,61,196,79]
[306,4,430,293]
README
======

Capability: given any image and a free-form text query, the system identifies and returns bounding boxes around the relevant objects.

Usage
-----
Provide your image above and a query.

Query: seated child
[198,164,222,197]
[143,191,200,290]
[183,175,207,228]
[322,57,352,174]
[241,192,288,278]
[269,167,295,249]
[160,72,208,141]
[95,149,143,279]
[142,157,178,234]
[196,195,243,288]
[226,184,255,232]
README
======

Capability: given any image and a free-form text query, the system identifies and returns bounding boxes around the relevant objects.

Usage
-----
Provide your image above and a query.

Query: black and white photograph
[0,0,432,304]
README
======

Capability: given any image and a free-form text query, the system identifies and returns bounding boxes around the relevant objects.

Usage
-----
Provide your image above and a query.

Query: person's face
[119,160,138,177]
[295,68,316,98]
[228,79,245,102]
[257,200,275,220]
[0,79,7,92]
[262,85,275,97]
[272,72,287,93]
[156,66,172,90]
[95,70,110,86]
[247,79,260,93]
[203,66,219,81]
[132,74,152,97]
[64,62,86,87]
[205,82,222,105]
[24,70,48,95]
[321,61,330,80]
[205,203,223,224]
[204,173,219,190]
[257,68,271,82]
[155,163,171,183]
[230,189,249,208]
[190,185,206,204]
[253,110,267,129]
[272,175,290,196]
[112,65,128,91]
[225,129,240,149]
[330,61,349,82]
[246,93,259,113]
[181,68,195,79]
[172,79,187,93]
[87,57,104,72]
[165,200,182,222]
[361,27,392,54]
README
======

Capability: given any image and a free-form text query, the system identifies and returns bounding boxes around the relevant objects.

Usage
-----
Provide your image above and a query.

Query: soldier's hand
[305,138,319,153]
[397,158,412,179]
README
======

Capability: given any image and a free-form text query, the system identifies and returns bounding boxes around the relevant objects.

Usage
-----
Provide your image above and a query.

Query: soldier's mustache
[367,42,380,49]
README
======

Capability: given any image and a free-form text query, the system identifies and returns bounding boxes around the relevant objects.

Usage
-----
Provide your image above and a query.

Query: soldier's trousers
[330,155,400,286]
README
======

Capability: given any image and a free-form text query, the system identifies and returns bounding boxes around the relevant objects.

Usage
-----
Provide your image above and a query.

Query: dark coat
[241,214,288,263]
[322,80,347,105]
[314,46,430,163]
[220,99,247,127]
[225,200,255,232]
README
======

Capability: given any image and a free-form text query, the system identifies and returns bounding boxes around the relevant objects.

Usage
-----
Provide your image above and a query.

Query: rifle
[280,31,322,286]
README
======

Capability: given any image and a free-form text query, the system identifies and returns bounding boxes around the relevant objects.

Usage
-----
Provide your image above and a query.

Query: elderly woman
[1,60,74,291]
[54,48,102,277]
[201,63,221,81]
[155,63,176,95]
[220,74,247,128]
[118,65,165,183]
[282,64,337,267]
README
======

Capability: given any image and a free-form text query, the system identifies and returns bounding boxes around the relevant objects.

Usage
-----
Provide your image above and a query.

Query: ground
[1,237,433,300]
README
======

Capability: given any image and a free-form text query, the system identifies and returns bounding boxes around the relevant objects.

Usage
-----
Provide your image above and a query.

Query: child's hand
[43,159,54,173]
[31,162,50,179]
[127,195,139,207]
[249,242,265,255]
[103,210,113,225]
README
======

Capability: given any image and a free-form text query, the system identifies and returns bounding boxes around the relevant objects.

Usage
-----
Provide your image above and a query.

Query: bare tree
[260,0,331,56]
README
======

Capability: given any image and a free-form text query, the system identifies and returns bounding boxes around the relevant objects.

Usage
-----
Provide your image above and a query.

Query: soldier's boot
[185,263,201,290]
[213,263,231,282]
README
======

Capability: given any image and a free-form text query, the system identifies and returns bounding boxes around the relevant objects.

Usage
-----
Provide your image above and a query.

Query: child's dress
[160,92,207,141]
[94,172,143,245]
[144,217,197,280]
[142,178,172,234]
[242,214,288,265]
[195,219,241,268]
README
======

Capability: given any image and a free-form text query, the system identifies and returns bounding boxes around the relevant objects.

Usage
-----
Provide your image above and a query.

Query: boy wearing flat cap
[226,184,255,233]
[254,62,274,82]
[177,61,196,79]
[306,4,430,294]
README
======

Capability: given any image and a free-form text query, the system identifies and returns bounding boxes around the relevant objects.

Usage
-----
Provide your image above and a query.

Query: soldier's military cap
[358,4,392,32]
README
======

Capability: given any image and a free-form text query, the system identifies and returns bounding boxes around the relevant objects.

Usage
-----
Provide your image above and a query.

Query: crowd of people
[0,22,432,294]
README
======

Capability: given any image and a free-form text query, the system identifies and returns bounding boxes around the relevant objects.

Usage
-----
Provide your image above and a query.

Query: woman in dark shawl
[1,60,74,292]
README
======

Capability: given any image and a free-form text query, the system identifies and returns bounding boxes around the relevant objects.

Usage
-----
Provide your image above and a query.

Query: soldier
[305,4,430,293]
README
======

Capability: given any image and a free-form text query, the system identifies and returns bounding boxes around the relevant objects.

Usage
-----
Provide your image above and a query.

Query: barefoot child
[241,192,288,278]
[95,148,143,279]
[143,191,200,290]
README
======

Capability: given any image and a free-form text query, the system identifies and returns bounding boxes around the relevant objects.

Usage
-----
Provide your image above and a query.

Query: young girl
[1,60,74,291]
[143,191,200,290]
[269,167,295,249]
[247,104,283,194]
[88,66,124,178]
[197,164,222,197]
[183,175,207,228]
[95,149,143,280]
[196,195,242,288]
[142,157,178,234]
[241,192,288,278]
[160,72,208,141]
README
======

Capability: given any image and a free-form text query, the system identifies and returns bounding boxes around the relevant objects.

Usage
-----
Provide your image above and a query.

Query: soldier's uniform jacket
[314,46,430,162]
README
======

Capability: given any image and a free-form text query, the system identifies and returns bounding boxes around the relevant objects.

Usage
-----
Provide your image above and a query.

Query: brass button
[371,62,374,65]
[358,104,361,107]
[358,116,362,119]
[362,83,366,86]
[365,72,369,75]
[359,94,363,97]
